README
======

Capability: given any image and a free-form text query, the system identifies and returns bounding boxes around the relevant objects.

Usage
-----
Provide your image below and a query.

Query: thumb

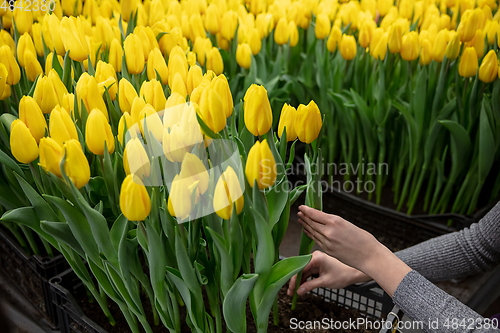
[296,277,325,295]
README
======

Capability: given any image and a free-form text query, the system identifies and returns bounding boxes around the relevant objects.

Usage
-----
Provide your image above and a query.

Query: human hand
[287,251,370,296]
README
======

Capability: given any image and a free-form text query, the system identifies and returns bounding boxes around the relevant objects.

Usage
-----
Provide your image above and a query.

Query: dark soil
[76,284,377,332]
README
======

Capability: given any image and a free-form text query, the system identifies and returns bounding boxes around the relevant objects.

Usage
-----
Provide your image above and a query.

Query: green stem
[20,225,41,256]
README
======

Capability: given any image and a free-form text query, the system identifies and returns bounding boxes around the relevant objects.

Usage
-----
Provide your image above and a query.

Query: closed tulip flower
[358,21,374,48]
[187,65,203,95]
[170,72,188,98]
[478,50,498,83]
[33,69,68,114]
[244,84,272,136]
[165,93,186,114]
[167,173,197,219]
[17,33,37,68]
[256,13,274,39]
[459,47,478,78]
[221,10,238,41]
[0,46,20,85]
[190,14,206,42]
[119,78,138,113]
[327,26,342,52]
[13,3,33,34]
[147,48,169,85]
[95,61,118,101]
[118,112,138,146]
[60,17,88,62]
[467,30,486,58]
[0,64,8,100]
[163,124,190,162]
[19,96,47,143]
[76,73,108,120]
[109,38,123,72]
[445,31,461,60]
[23,49,43,82]
[138,104,163,143]
[388,23,403,54]
[62,0,82,16]
[214,166,244,219]
[296,101,322,144]
[205,3,220,34]
[206,47,224,75]
[245,139,277,189]
[134,26,158,62]
[485,20,499,45]
[277,103,297,141]
[124,34,145,75]
[401,31,420,61]
[197,86,226,133]
[288,22,299,47]
[377,0,392,16]
[457,9,480,43]
[49,106,78,146]
[62,93,75,117]
[120,174,151,221]
[430,29,447,63]
[178,152,209,200]
[274,18,290,45]
[131,97,147,124]
[63,139,90,189]
[140,79,167,111]
[85,109,115,155]
[123,137,150,179]
[236,43,252,69]
[340,35,357,60]
[48,15,66,56]
[419,39,433,65]
[168,54,188,88]
[45,53,64,76]
[213,75,233,118]
[39,137,63,177]
[370,31,389,60]
[315,14,331,40]
[193,37,212,67]
[10,120,38,164]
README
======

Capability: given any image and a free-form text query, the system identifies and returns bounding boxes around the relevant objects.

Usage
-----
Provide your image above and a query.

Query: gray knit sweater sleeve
[395,200,500,282]
[391,201,500,333]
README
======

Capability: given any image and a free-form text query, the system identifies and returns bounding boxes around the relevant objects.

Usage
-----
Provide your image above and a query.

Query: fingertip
[297,287,305,295]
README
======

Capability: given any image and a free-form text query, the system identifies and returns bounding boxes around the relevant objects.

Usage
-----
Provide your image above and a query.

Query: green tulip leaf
[478,103,495,183]
[40,220,84,257]
[266,176,289,230]
[205,227,233,297]
[196,113,222,139]
[14,172,59,222]
[222,274,259,333]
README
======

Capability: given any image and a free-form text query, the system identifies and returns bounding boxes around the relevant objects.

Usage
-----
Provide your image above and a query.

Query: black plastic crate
[0,227,68,328]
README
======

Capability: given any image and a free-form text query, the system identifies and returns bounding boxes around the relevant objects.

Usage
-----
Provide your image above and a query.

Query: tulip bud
[131,97,147,124]
[221,10,238,41]
[193,37,212,67]
[399,31,419,61]
[39,137,63,177]
[109,38,123,73]
[123,137,151,179]
[23,48,43,83]
[62,0,82,16]
[0,45,21,85]
[245,139,277,190]
[45,53,62,76]
[95,61,118,101]
[243,84,272,136]
[457,9,479,43]
[214,166,244,219]
[274,17,290,45]
[419,38,432,65]
[315,14,331,40]
[179,152,209,198]
[459,47,478,78]
[17,33,37,68]
[18,96,47,144]
[358,21,372,48]
[33,69,68,114]
[288,22,299,47]
[85,109,115,155]
[388,23,403,54]
[236,43,252,69]
[119,78,138,113]
[124,34,145,75]
[76,73,109,120]
[256,13,274,39]
[139,79,167,111]
[466,29,486,58]
[478,50,498,83]
[168,54,188,88]
[206,47,224,75]
[485,20,499,45]
[170,72,187,99]
[134,26,158,62]
[147,48,169,85]
[118,112,138,146]
[167,173,197,219]
[10,120,38,164]
[187,65,203,95]
[205,3,220,34]
[190,14,207,42]
[445,31,461,60]
[327,26,342,52]
[63,139,90,189]
[296,101,322,144]
[340,35,357,60]
[187,51,197,67]
[197,85,226,133]
[48,15,66,56]
[213,75,233,118]
[139,104,163,143]
[49,106,78,146]
[120,174,151,221]
[277,103,297,142]
[0,63,8,100]
[60,17,89,62]
[13,2,33,34]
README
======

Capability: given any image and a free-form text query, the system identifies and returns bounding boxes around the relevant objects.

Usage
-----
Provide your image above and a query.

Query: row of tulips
[0,1,327,332]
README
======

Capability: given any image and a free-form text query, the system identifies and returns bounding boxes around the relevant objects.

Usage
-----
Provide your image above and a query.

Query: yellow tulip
[327,26,342,53]
[94,17,115,50]
[459,47,478,78]
[478,50,498,83]
[296,101,322,144]
[244,84,272,136]
[62,93,75,117]
[134,26,158,62]
[95,61,118,101]
[123,137,151,179]
[131,97,147,124]
[236,43,252,69]
[119,78,138,113]
[398,0,413,19]
[48,15,66,56]
[17,33,37,68]
[10,120,38,164]
[457,9,480,43]
[165,93,186,113]
[49,106,78,146]
[315,14,331,40]
[23,49,43,82]
[63,139,90,189]
[163,125,189,162]
[206,47,224,75]
[358,21,374,49]
[205,3,220,34]
[256,13,274,39]
[39,137,63,177]
[213,75,233,118]
[445,31,461,60]
[139,79,167,111]
[419,39,432,65]
[221,10,238,41]
[187,65,203,95]
[340,35,357,60]
[168,54,188,89]
[288,21,299,47]
[124,34,145,75]
[169,72,186,99]
[485,20,499,45]
[120,174,151,221]
[193,37,212,67]
[13,2,33,34]
[139,104,163,143]
[466,30,486,58]
[149,0,165,26]
[214,166,244,219]
[388,23,403,54]
[33,69,68,114]
[118,112,138,146]
[245,139,277,190]
[18,96,47,144]
[179,152,209,199]
[277,103,297,142]
[401,31,420,61]
[167,173,197,219]
[274,17,290,45]
[109,38,123,73]
[197,85,226,133]
[45,53,63,76]
[147,48,169,85]
[62,0,82,16]
[0,63,8,100]
[377,0,392,16]
[0,45,20,85]
[60,17,89,62]
[76,73,109,120]
[187,51,197,67]
[85,109,115,155]
[189,14,206,42]
[370,31,388,60]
